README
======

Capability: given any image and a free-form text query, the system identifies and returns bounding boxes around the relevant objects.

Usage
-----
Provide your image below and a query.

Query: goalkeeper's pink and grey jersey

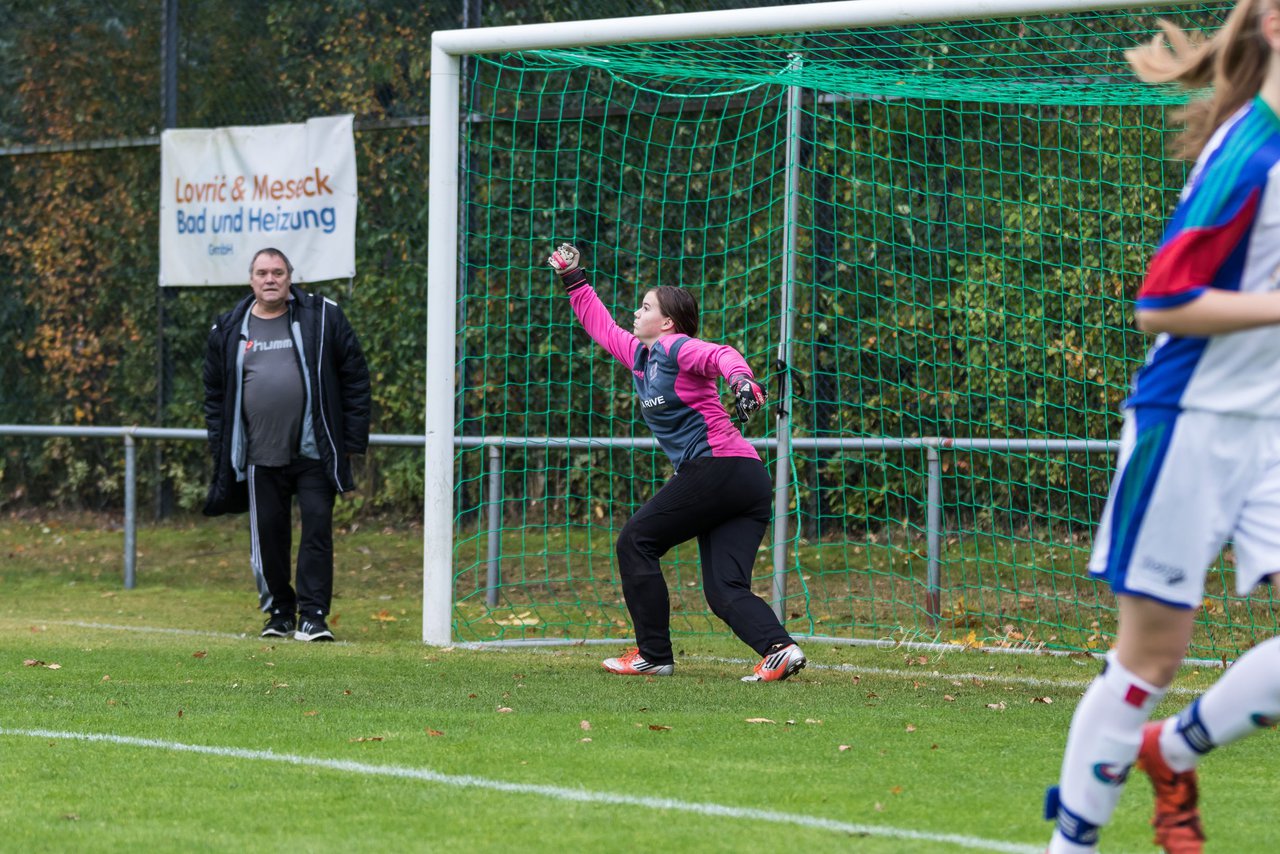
[569,284,760,469]
[1127,96,1280,416]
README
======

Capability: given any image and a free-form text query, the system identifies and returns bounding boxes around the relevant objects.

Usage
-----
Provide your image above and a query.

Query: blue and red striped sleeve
[1136,186,1261,310]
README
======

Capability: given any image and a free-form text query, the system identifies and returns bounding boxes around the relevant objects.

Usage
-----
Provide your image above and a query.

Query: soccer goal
[425,0,1257,657]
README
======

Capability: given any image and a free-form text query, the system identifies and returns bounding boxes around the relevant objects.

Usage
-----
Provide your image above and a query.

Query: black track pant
[616,455,793,665]
[248,459,336,619]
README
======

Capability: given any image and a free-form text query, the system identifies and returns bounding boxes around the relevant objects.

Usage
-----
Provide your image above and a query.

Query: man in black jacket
[203,247,371,642]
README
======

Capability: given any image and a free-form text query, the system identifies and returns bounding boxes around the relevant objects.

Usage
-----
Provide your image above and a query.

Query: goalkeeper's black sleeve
[559,267,588,293]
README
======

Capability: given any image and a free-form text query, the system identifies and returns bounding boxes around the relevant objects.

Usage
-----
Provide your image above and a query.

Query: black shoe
[260,611,296,638]
[295,615,335,642]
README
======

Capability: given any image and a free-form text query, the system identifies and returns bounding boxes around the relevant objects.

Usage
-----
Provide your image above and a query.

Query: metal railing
[456,435,1118,618]
[0,425,1118,624]
[0,425,422,588]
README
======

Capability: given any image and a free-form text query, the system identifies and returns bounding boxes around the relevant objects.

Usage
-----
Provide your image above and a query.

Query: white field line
[456,644,1210,699]
[24,620,352,645]
[0,726,1042,854]
[46,620,251,639]
[14,619,1208,697]
[695,656,1208,698]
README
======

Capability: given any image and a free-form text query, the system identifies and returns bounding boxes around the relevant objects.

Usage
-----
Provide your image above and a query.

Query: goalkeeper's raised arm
[547,242,768,436]
[545,242,803,684]
[548,242,641,368]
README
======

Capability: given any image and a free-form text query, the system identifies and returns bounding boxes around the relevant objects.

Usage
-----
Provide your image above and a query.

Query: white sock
[1049,652,1165,851]
[1046,834,1096,854]
[1044,829,1095,854]
[1159,635,1280,772]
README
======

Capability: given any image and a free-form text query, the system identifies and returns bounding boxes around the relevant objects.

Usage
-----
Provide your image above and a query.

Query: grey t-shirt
[243,312,305,466]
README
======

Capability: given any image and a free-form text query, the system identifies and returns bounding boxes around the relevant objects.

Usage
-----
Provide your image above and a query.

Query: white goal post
[423,0,1196,645]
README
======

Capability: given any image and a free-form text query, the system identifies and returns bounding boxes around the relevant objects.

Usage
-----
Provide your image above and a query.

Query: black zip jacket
[202,285,371,515]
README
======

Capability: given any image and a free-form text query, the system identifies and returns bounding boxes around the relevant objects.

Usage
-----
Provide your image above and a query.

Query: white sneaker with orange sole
[602,648,674,676]
[742,643,806,682]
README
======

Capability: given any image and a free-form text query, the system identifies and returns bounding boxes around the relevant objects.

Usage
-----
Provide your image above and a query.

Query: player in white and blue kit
[1047,4,1280,852]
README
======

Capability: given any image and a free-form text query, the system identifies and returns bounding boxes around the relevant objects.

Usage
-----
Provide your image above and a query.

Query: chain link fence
[0,0,814,515]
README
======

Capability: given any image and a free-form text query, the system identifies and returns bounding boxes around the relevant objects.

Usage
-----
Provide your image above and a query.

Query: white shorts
[1089,408,1280,608]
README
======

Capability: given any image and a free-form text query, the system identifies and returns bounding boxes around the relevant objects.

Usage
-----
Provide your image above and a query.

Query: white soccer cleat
[742,643,806,682]
[602,648,674,676]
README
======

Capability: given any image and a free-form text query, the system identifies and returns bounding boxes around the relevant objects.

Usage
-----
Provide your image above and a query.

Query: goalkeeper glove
[729,375,767,424]
[547,243,587,291]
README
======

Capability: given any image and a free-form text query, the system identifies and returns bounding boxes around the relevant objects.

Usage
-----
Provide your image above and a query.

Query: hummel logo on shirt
[244,339,294,353]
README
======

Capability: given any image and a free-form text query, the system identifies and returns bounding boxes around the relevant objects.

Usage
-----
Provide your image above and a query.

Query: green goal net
[444,2,1272,659]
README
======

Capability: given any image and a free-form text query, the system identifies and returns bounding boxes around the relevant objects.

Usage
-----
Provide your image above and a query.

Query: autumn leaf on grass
[496,707,514,713]
[1031,696,1054,704]
[303,710,319,717]
[648,724,672,731]
[986,702,1007,711]
[745,718,775,724]
[905,724,917,733]
[579,720,592,731]
[425,728,445,737]
[24,660,60,669]
[192,650,208,659]
[370,610,397,623]
[349,736,384,743]
[838,744,852,752]
[494,611,541,627]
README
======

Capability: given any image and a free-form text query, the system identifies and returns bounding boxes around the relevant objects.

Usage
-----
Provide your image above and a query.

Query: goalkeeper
[548,243,805,683]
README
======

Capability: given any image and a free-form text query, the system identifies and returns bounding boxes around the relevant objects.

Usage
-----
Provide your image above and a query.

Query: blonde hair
[1128,0,1279,159]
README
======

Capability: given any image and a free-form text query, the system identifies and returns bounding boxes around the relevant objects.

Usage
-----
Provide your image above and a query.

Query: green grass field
[2,514,1276,852]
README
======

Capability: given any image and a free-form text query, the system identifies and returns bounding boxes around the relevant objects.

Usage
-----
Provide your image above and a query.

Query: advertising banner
[159,114,356,286]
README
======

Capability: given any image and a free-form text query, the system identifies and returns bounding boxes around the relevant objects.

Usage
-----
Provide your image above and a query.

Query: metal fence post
[124,430,137,590]
[925,443,942,625]
[485,442,501,608]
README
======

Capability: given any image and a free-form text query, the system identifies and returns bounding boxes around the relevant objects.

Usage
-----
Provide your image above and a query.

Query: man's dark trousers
[248,458,336,619]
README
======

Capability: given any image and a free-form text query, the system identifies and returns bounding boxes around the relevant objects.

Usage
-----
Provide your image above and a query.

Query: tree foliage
[0,0,1204,534]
